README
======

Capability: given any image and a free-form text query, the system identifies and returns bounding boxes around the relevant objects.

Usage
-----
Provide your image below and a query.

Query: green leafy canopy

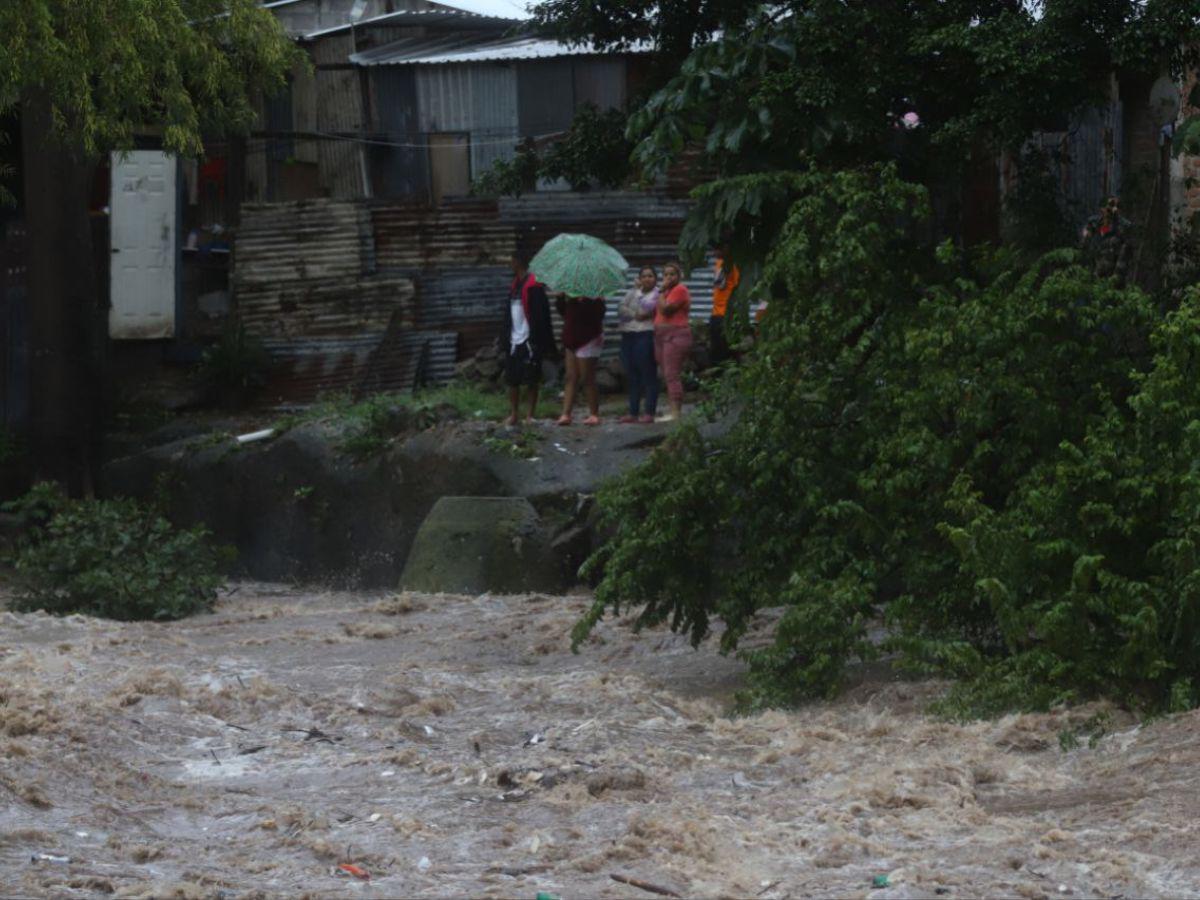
[0,0,302,157]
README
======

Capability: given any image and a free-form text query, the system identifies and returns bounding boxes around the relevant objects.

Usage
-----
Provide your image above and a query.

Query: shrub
[2,483,229,620]
[199,323,271,407]
[541,103,633,191]
[577,164,1200,717]
[472,103,633,197]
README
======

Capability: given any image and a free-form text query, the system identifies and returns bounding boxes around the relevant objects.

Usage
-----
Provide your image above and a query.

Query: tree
[531,0,758,61]
[560,1,1200,715]
[625,0,1200,286]
[0,0,301,491]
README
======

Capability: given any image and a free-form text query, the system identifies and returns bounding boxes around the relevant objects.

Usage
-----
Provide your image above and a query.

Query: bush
[577,164,1200,717]
[472,103,633,197]
[472,142,540,198]
[2,483,229,620]
[199,323,271,407]
[541,103,633,191]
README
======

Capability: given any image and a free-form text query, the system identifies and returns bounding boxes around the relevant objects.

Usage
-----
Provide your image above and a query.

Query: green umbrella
[529,233,630,298]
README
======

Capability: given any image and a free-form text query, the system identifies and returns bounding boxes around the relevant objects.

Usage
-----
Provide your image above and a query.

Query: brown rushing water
[1,583,1197,899]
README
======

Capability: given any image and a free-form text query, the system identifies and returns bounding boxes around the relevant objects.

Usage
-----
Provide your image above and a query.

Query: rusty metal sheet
[371,201,516,269]
[235,199,415,341]
[234,186,702,402]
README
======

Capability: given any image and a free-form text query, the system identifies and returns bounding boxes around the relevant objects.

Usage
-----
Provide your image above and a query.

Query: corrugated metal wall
[232,190,712,400]
[416,64,518,182]
[1030,101,1124,228]
[291,60,319,165]
[517,59,575,136]
[234,199,414,341]
[372,201,517,270]
[313,33,367,199]
[370,67,430,199]
[573,58,627,111]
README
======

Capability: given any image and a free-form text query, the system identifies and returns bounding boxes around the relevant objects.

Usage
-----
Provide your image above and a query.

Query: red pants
[655,326,692,406]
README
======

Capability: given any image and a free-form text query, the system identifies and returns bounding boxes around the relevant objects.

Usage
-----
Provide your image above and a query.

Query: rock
[457,342,505,385]
[399,497,565,594]
[594,361,624,395]
[99,413,734,588]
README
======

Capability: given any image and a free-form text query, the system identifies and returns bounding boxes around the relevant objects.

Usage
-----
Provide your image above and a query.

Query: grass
[274,383,568,436]
[481,427,543,459]
[272,383,551,459]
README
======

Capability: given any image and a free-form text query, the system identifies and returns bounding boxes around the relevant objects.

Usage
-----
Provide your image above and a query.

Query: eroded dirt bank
[1,584,1198,899]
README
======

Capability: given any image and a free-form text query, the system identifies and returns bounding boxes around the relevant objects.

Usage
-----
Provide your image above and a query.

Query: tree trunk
[21,91,101,494]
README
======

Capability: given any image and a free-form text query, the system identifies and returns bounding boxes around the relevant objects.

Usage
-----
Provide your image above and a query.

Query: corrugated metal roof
[430,0,530,19]
[353,35,651,66]
[303,9,516,40]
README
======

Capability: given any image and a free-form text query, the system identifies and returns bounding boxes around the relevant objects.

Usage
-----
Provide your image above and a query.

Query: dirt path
[1,584,1198,899]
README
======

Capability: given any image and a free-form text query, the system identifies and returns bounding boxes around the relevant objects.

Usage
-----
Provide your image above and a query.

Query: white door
[110,151,177,339]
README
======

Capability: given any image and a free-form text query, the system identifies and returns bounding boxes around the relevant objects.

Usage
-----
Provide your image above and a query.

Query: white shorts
[573,336,604,359]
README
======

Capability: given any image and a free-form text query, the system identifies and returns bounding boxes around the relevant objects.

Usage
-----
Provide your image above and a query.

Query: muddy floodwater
[2,584,1198,899]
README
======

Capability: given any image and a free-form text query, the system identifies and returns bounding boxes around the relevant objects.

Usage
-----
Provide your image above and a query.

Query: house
[96,0,692,402]
[243,1,652,203]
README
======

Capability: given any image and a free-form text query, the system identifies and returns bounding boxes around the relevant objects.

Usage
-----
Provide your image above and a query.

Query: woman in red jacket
[556,293,606,426]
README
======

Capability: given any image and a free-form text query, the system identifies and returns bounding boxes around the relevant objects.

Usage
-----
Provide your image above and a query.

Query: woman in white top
[617,266,660,423]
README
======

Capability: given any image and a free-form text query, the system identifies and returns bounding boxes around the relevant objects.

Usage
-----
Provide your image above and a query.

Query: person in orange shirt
[710,246,739,367]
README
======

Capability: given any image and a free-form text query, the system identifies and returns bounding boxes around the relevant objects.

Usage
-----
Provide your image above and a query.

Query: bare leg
[560,351,578,421]
[525,385,539,422]
[506,386,519,426]
[582,358,599,416]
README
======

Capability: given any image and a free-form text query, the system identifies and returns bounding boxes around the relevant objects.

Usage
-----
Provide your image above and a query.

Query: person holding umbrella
[528,233,630,427]
[556,293,605,426]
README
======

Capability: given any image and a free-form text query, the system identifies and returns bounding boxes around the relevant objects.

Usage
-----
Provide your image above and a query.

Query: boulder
[399,496,564,594]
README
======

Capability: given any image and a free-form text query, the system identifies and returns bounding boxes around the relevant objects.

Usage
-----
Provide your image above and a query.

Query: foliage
[0,428,22,466]
[199,323,271,407]
[531,0,755,62]
[482,427,542,459]
[610,0,1200,300]
[473,103,633,196]
[471,142,541,198]
[0,0,302,157]
[1002,145,1077,255]
[274,384,527,459]
[2,483,229,620]
[577,165,1200,716]
[541,104,635,191]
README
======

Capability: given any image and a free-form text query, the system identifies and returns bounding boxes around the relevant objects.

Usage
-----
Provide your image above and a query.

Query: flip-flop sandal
[556,415,572,426]
[582,415,601,426]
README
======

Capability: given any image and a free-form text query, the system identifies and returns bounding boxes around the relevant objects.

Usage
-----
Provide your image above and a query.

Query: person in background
[654,261,692,422]
[710,246,739,367]
[617,266,659,423]
[502,251,556,426]
[556,293,606,426]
